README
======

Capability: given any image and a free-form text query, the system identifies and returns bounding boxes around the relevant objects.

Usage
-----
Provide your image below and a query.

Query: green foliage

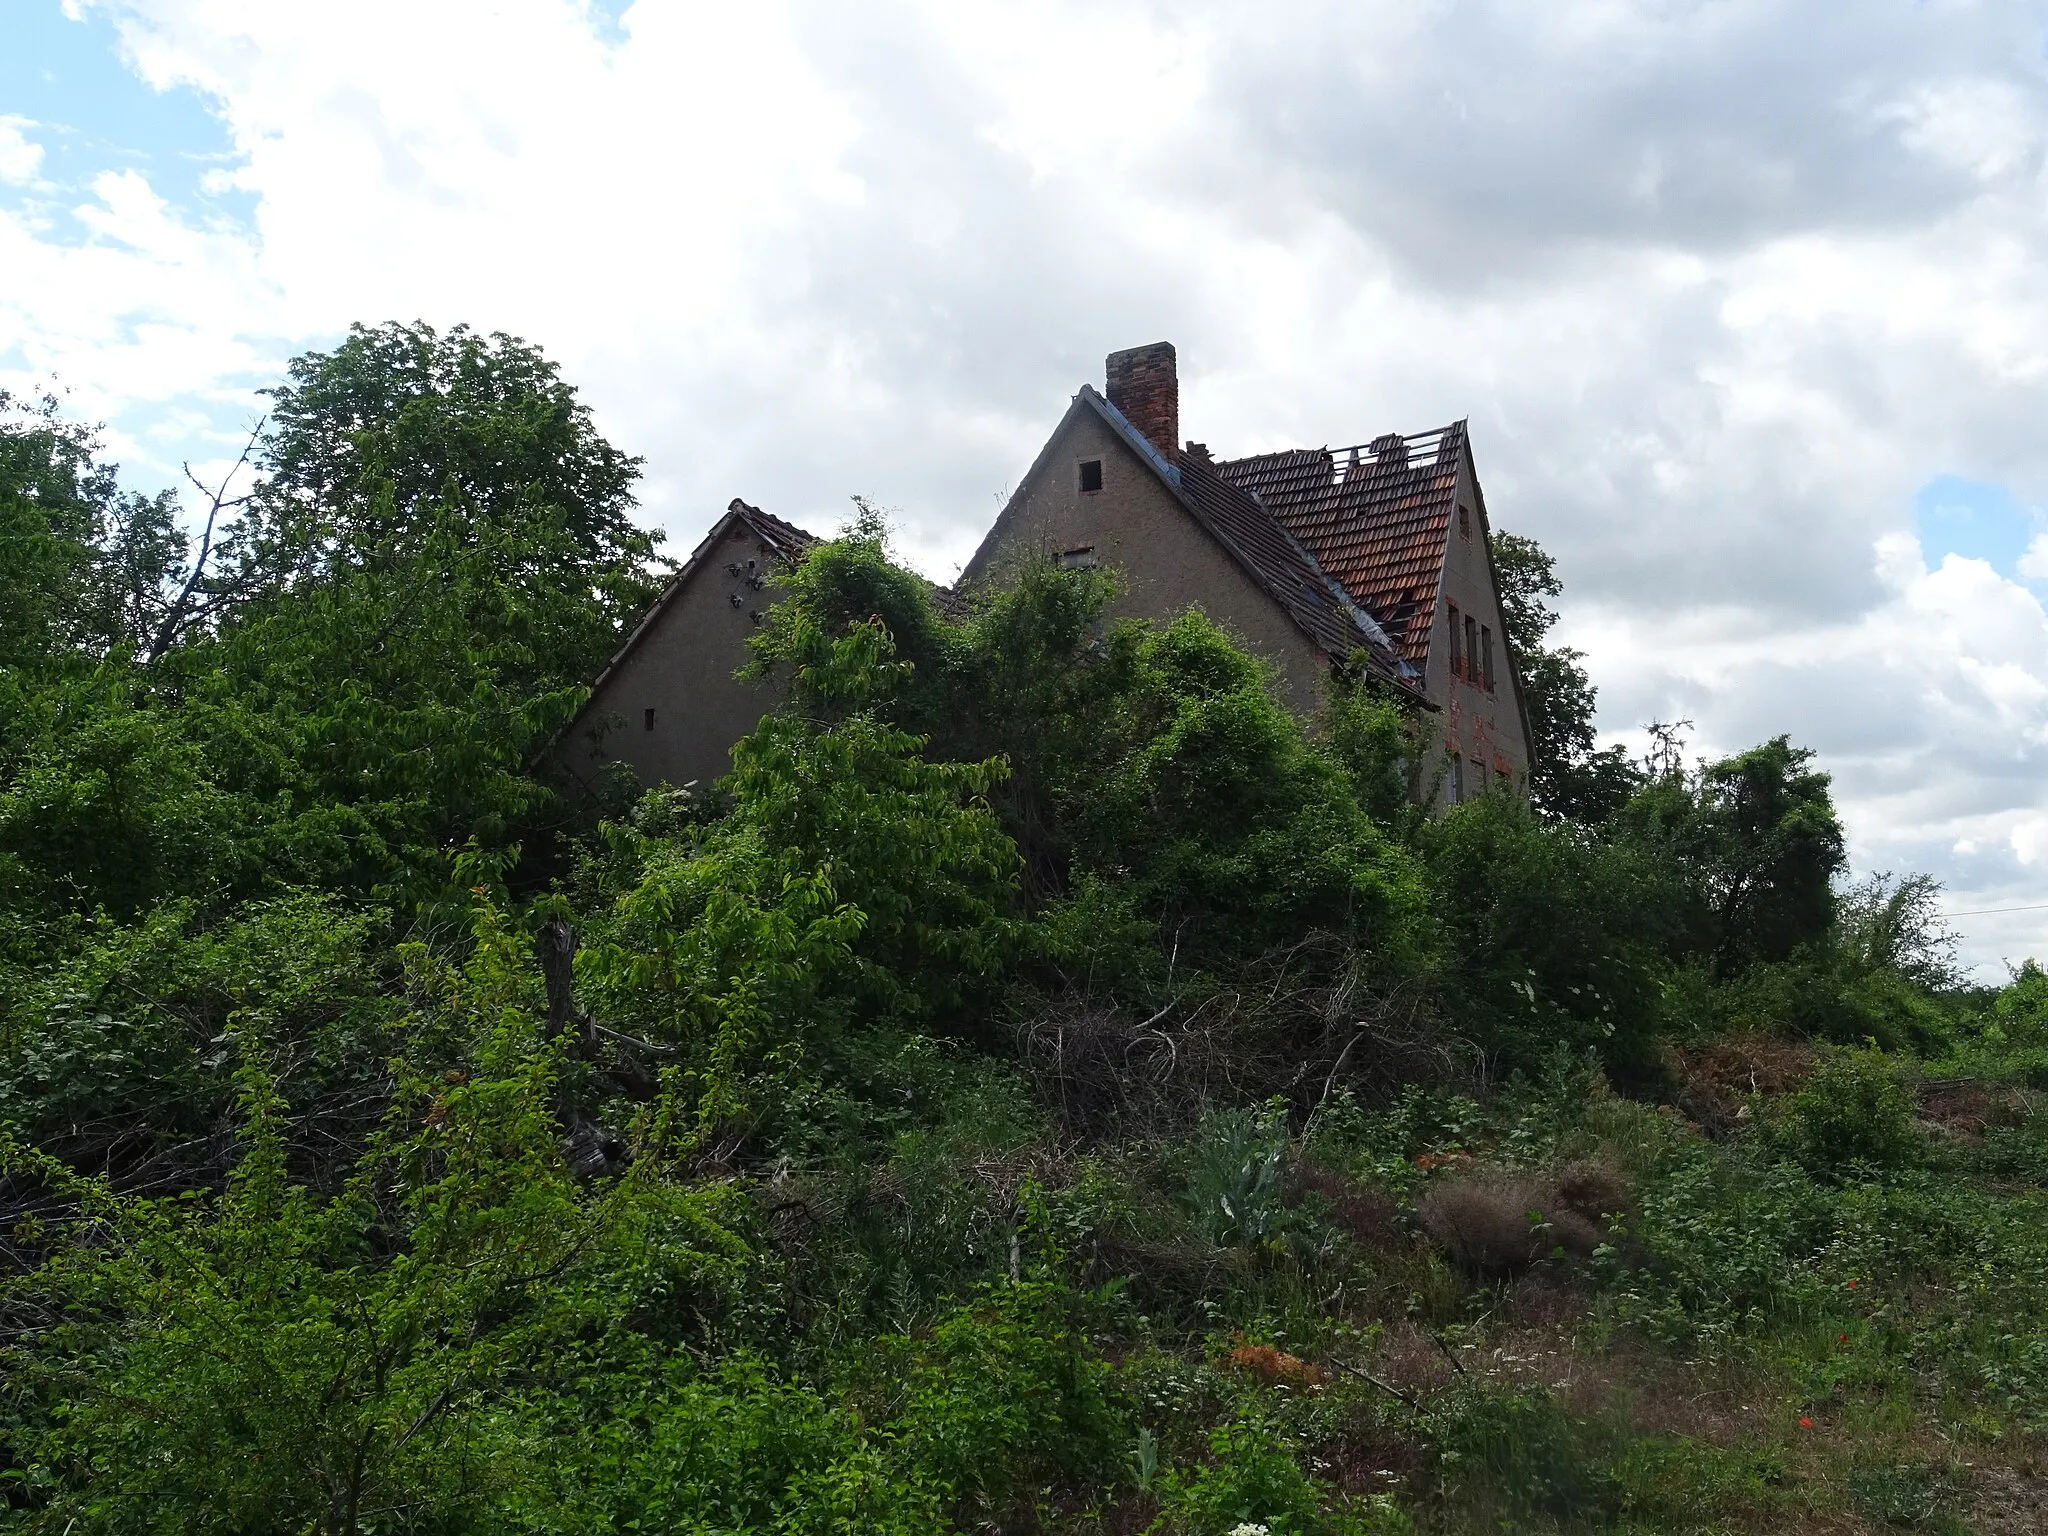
[3,904,752,1534]
[1432,1385,1788,1531]
[1487,530,1639,823]
[1775,1047,1922,1177]
[1421,790,1680,1076]
[1623,735,1847,972]
[1308,1084,1484,1191]
[0,390,186,670]
[1053,612,1431,966]
[1185,1103,1294,1247]
[7,339,2025,1536]
[0,672,243,927]
[0,893,392,1164]
[1151,1418,1368,1536]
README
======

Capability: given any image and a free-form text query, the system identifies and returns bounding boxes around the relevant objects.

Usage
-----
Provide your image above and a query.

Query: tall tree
[172,323,669,899]
[1489,530,1638,822]
[0,391,187,670]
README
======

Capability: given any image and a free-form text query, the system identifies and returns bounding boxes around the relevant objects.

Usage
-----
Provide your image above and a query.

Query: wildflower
[1845,1279,1858,1289]
[1798,1417,1813,1428]
[1228,1526,1272,1536]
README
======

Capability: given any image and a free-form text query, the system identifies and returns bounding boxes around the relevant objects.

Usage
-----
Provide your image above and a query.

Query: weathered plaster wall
[561,519,784,792]
[964,404,1331,709]
[1424,459,1532,801]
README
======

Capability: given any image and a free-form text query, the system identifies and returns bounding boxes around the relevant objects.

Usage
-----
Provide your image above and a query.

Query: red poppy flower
[1799,1417,1813,1428]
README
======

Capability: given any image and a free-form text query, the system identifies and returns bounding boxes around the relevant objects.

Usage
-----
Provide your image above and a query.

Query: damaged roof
[1217,423,1466,669]
[1078,386,1417,691]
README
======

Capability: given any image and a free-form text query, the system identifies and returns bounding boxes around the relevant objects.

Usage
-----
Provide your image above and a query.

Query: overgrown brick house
[560,343,1532,804]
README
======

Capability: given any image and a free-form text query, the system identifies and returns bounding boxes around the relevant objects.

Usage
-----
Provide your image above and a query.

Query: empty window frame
[1471,756,1486,794]
[1078,459,1104,493]
[1458,504,1472,541]
[1464,615,1479,684]
[643,707,656,731]
[1058,545,1098,570]
[1449,754,1465,802]
[1447,603,1464,677]
[1480,624,1495,691]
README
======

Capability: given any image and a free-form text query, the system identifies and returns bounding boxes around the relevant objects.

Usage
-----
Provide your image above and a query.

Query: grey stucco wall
[1423,459,1532,799]
[964,404,1331,709]
[561,520,785,792]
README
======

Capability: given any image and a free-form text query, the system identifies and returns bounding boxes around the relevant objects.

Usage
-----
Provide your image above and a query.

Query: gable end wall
[561,520,788,792]
[965,403,1332,708]
[1424,453,1532,798]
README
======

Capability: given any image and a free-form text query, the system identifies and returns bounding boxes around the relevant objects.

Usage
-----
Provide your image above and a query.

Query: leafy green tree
[1421,790,1687,1076]
[1626,735,1846,972]
[0,391,188,671]
[1489,531,1638,822]
[162,323,668,901]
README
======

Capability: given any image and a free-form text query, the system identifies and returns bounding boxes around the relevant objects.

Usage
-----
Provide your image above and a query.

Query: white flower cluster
[1226,1525,1271,1536]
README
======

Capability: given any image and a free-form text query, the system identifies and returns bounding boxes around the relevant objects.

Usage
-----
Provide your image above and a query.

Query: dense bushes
[5,339,2040,1534]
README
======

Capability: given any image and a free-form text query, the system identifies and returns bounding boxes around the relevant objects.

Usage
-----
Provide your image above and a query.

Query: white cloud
[2021,531,2048,581]
[11,0,2048,972]
[0,116,44,184]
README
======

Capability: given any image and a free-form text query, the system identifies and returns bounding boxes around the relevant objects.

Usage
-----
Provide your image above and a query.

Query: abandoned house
[558,342,1531,804]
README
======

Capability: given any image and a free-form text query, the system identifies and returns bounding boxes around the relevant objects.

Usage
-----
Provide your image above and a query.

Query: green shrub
[590,1356,944,1535]
[1151,1418,1349,1536]
[1419,791,1679,1078]
[878,1279,1123,1517]
[1778,1047,1921,1177]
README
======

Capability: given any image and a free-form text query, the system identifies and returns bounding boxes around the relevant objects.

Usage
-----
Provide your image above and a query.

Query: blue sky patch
[1914,475,2043,581]
[0,1,252,232]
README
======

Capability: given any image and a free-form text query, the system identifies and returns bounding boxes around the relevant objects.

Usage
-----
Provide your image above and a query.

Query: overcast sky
[5,0,2048,975]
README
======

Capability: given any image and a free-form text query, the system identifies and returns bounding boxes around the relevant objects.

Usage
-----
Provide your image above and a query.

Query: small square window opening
[1058,545,1098,570]
[643,707,656,732]
[1079,459,1103,493]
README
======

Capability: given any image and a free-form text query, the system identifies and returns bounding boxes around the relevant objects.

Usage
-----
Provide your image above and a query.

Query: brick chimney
[1105,342,1178,462]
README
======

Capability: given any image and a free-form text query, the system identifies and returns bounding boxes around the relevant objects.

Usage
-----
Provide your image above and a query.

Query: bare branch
[146,415,265,663]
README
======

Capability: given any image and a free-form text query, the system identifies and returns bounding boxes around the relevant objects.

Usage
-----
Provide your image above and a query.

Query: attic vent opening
[1058,545,1098,570]
[643,708,656,732]
[1079,459,1103,493]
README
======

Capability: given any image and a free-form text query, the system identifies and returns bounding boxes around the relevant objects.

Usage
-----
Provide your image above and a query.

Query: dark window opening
[1464,615,1479,683]
[643,707,656,732]
[1450,755,1465,802]
[1447,604,1463,676]
[1079,459,1103,493]
[1458,504,1472,540]
[1471,757,1485,793]
[1480,624,1494,691]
